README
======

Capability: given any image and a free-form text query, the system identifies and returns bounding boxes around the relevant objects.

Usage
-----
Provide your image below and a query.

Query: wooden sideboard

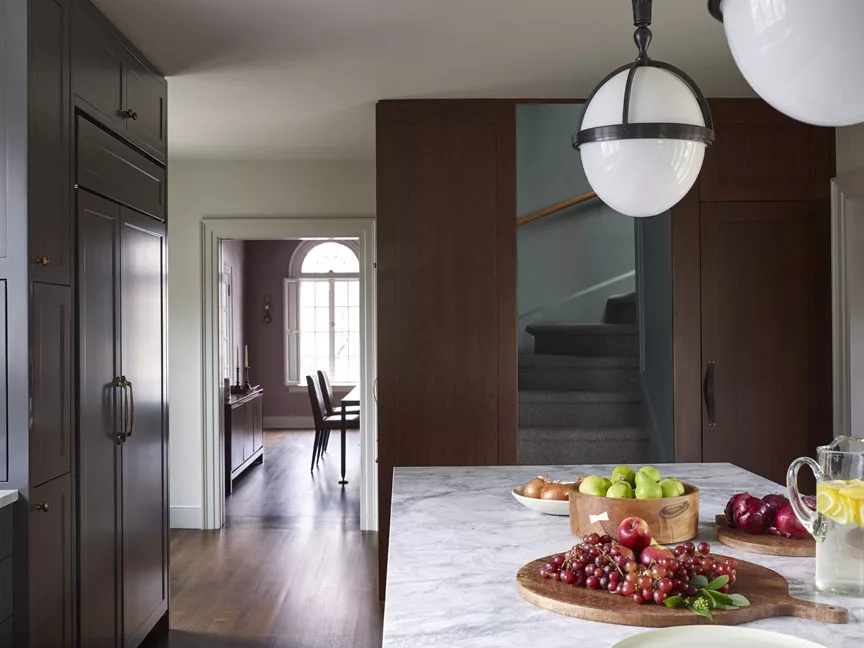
[225,387,264,494]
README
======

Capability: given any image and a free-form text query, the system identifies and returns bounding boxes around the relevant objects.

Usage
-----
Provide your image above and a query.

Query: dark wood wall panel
[377,100,517,597]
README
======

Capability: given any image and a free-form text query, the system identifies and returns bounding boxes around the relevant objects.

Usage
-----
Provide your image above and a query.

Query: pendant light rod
[632,0,653,28]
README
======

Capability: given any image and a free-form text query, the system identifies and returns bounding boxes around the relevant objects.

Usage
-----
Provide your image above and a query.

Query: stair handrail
[516,191,598,227]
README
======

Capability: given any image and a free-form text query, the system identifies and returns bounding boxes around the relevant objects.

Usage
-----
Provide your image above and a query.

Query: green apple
[635,480,663,499]
[659,477,685,498]
[579,475,612,497]
[637,466,662,483]
[606,481,634,498]
[610,465,636,487]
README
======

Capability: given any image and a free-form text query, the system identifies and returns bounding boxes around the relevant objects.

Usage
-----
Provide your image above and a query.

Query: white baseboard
[170,505,203,529]
[264,415,314,429]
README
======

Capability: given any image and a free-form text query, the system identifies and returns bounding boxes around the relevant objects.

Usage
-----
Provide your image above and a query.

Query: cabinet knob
[33,502,50,513]
[123,108,139,121]
[35,256,49,266]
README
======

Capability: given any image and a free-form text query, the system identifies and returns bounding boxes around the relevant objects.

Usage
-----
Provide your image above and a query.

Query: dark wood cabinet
[671,99,835,485]
[0,505,12,647]
[31,283,73,487]
[29,0,72,285]
[29,474,74,648]
[225,388,264,494]
[71,0,125,128]
[120,208,168,648]
[72,0,167,162]
[376,100,518,596]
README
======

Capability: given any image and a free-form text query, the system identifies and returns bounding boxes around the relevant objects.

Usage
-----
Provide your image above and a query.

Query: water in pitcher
[815,479,864,596]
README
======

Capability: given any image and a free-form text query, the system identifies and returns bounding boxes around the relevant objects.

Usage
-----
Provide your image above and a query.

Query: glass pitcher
[788,436,864,596]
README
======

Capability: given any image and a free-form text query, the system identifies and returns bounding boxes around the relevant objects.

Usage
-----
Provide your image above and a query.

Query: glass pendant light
[708,0,864,127]
[574,0,714,218]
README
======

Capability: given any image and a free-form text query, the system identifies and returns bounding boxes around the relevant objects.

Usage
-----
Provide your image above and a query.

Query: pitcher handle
[787,457,826,542]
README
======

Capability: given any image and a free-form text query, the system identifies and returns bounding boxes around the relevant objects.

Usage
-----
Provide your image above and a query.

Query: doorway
[200,218,378,531]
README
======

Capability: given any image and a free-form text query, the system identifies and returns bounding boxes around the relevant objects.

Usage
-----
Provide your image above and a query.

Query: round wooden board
[516,554,846,627]
[715,515,816,557]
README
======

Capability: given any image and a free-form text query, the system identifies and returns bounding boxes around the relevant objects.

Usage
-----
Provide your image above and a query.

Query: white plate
[511,487,570,516]
[611,626,826,648]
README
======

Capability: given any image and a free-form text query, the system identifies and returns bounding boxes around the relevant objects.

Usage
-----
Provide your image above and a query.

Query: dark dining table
[338,385,360,485]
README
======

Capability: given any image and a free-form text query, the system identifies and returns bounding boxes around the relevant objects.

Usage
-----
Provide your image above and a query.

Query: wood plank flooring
[142,430,382,648]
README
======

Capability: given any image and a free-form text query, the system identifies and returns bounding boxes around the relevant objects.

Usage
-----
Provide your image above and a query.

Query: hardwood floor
[142,430,382,648]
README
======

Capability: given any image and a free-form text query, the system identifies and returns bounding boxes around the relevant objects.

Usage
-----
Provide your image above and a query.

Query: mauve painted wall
[243,240,353,424]
[222,239,245,374]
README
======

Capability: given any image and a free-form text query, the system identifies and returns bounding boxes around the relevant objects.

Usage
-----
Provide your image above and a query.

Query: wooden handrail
[516,191,598,227]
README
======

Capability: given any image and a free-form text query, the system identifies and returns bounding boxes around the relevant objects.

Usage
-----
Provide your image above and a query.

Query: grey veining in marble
[0,490,18,510]
[383,464,864,647]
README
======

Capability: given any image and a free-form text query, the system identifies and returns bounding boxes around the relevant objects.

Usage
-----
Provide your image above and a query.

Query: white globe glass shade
[580,67,706,218]
[721,0,864,127]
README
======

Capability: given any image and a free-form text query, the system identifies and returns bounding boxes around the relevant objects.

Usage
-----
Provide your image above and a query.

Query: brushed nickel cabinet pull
[35,256,49,266]
[122,108,138,120]
[34,502,50,513]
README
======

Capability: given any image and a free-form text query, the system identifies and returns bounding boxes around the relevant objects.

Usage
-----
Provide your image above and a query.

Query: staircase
[518,292,649,465]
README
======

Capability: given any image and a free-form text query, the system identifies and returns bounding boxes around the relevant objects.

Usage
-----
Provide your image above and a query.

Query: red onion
[762,494,789,524]
[734,495,770,534]
[770,503,810,539]
[725,492,751,528]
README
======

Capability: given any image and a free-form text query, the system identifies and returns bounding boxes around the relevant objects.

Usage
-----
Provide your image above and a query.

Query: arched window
[285,240,360,385]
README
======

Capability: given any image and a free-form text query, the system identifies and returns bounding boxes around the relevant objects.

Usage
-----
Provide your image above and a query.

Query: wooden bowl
[569,481,699,544]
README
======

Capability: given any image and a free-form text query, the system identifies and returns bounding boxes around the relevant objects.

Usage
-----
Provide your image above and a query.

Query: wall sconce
[263,295,272,324]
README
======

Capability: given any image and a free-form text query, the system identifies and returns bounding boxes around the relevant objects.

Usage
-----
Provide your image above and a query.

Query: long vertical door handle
[704,361,716,426]
[115,376,128,443]
[125,378,135,438]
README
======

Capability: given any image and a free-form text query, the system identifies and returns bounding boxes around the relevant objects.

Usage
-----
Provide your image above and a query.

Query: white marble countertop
[383,463,864,647]
[0,490,18,510]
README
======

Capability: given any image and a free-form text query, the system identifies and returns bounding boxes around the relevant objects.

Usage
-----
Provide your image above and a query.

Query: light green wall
[517,104,635,351]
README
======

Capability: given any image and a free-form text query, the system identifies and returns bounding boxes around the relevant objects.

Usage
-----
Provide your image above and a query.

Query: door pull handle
[704,360,716,427]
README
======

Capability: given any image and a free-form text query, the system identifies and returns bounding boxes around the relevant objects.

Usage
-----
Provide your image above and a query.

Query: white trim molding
[832,172,864,437]
[201,217,378,532]
[170,505,204,529]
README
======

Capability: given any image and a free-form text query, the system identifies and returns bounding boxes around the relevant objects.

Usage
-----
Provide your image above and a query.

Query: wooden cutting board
[715,514,816,557]
[516,554,846,627]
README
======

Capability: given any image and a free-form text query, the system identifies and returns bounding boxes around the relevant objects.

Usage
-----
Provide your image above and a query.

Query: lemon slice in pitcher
[839,484,864,527]
[817,481,851,524]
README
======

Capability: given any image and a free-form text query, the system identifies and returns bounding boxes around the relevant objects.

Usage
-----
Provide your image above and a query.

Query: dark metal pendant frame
[573,0,716,150]
[708,0,724,22]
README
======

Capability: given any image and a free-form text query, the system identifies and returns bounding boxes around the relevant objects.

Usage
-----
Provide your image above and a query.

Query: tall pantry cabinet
[27,0,169,646]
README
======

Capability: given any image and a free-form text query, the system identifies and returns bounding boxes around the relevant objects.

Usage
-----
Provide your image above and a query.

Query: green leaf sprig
[663,574,750,620]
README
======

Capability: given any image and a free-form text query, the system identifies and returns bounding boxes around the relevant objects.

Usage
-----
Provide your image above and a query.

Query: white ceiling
[93,0,753,161]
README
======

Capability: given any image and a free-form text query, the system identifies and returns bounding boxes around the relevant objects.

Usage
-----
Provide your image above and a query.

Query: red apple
[617,517,652,552]
[614,544,635,562]
[639,544,675,566]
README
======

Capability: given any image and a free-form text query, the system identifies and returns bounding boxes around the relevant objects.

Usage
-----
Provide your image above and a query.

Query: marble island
[383,463,863,647]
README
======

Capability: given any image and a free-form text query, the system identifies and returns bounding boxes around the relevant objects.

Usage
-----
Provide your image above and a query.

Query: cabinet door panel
[701,202,833,485]
[230,406,245,471]
[77,190,122,647]
[253,397,263,453]
[29,474,73,648]
[29,0,72,285]
[701,99,834,202]
[242,401,253,461]
[125,56,167,161]
[120,208,168,647]
[31,283,72,486]
[72,0,125,127]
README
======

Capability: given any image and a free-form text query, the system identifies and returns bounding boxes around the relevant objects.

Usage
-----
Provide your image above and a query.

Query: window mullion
[329,278,336,378]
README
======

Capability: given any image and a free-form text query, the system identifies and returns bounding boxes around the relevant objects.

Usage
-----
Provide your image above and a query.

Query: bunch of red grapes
[539,533,738,606]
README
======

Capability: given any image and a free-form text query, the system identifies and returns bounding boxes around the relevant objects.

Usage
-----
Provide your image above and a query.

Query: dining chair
[306,374,359,472]
[317,370,360,417]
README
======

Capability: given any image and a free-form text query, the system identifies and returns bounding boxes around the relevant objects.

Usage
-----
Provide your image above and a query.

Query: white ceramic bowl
[611,626,825,648]
[511,486,571,516]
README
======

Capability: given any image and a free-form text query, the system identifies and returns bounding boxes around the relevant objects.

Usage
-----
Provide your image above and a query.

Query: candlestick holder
[230,364,251,394]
